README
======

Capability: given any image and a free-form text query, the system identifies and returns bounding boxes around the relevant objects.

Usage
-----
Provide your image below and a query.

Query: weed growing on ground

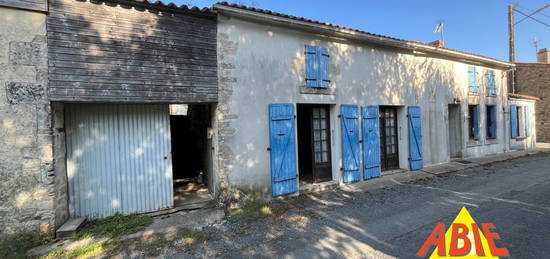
[228,200,291,221]
[75,213,153,239]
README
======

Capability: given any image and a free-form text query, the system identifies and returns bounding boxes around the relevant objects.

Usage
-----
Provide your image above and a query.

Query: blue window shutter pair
[468,66,478,93]
[408,106,424,170]
[340,105,361,182]
[305,45,329,88]
[510,105,518,139]
[488,106,497,139]
[487,71,496,95]
[268,104,298,196]
[362,106,381,180]
[473,106,480,140]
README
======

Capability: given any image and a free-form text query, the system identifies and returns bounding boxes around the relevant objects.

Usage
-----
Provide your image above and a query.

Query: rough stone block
[6,82,45,104]
[9,41,47,66]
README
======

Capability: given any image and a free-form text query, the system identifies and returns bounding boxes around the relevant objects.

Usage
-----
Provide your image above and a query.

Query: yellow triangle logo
[430,207,499,259]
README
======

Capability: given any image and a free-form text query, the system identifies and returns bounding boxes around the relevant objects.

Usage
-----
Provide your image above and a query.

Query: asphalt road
[168,153,550,258]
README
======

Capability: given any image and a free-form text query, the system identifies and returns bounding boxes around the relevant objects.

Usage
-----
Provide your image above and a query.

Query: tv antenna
[532,37,540,53]
[434,21,445,42]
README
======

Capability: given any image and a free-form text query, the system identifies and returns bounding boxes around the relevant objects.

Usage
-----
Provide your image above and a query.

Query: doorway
[448,104,462,159]
[170,104,212,207]
[297,104,332,185]
[380,106,399,171]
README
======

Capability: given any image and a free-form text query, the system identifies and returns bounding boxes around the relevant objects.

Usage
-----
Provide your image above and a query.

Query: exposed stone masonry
[515,63,550,143]
[0,7,55,236]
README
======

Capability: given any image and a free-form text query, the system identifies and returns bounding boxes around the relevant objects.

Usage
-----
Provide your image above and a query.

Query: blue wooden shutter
[408,106,423,170]
[473,105,479,140]
[525,106,530,137]
[305,45,318,87]
[490,106,497,139]
[468,66,478,93]
[362,106,381,180]
[318,47,330,88]
[510,105,518,139]
[269,104,297,196]
[341,105,360,183]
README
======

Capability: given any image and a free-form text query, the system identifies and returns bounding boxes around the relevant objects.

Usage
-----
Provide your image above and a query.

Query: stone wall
[0,7,54,236]
[515,63,550,143]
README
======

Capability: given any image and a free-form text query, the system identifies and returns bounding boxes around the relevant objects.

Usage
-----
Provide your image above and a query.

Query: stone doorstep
[55,217,86,239]
[299,180,338,194]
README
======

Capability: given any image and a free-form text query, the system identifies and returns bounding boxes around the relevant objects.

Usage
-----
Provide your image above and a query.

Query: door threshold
[299,180,338,194]
[148,197,215,217]
[381,169,406,176]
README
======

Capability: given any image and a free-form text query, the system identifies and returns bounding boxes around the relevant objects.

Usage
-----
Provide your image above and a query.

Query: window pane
[314,130,320,141]
[315,153,321,162]
[322,152,328,162]
[313,119,320,129]
[320,108,326,118]
[313,108,319,118]
[321,119,327,129]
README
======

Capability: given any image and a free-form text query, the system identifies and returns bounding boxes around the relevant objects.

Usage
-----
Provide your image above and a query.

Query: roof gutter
[214,4,513,69]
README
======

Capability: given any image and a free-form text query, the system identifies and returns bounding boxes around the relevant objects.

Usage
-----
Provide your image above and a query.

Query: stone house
[514,48,549,143]
[0,0,539,237]
[213,2,537,197]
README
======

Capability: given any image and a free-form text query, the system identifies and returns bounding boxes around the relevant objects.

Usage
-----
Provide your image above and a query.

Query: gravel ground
[150,153,550,258]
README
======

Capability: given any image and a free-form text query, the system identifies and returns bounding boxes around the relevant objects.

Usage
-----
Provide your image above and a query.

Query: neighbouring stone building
[515,48,550,143]
[0,2,55,235]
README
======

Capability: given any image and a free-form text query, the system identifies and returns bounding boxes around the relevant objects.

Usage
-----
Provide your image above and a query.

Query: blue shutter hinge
[338,114,342,118]
[267,147,271,151]
[340,167,343,171]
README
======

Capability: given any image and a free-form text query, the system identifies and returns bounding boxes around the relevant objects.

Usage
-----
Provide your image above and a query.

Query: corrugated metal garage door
[66,104,173,219]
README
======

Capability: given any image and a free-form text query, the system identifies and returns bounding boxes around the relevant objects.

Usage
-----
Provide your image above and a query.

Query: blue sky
[174,0,550,62]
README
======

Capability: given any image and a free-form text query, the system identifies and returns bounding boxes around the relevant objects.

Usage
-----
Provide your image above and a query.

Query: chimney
[538,48,550,63]
[428,39,444,48]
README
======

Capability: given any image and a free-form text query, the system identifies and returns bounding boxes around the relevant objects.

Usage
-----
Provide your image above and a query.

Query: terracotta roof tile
[509,93,541,101]
[120,0,214,14]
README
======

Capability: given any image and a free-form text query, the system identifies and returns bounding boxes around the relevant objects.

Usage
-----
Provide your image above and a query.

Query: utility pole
[508,4,515,62]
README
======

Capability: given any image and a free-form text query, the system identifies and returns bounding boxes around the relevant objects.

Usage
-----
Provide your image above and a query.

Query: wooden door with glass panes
[380,107,399,170]
[311,106,332,182]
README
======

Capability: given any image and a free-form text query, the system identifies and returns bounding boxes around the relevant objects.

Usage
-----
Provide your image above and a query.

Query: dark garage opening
[170,104,212,206]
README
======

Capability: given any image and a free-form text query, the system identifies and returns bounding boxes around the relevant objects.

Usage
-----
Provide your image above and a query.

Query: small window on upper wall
[305,45,330,88]
[486,70,496,95]
[468,105,480,140]
[468,66,478,93]
[486,105,497,139]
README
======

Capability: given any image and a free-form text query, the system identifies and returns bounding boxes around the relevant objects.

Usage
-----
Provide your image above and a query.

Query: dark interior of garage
[170,104,211,206]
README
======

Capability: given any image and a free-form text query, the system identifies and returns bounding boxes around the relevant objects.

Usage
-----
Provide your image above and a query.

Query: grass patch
[41,228,211,258]
[75,213,152,239]
[0,233,55,259]
[228,200,290,221]
[40,240,120,259]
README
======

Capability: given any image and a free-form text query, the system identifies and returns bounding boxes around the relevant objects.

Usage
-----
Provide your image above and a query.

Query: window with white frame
[486,70,496,95]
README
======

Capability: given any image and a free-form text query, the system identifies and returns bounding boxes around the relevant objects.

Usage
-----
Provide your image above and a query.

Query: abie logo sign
[416,207,510,258]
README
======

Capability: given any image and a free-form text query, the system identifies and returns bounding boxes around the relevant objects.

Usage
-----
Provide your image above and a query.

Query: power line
[507,0,550,19]
[514,8,550,28]
[515,4,550,25]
